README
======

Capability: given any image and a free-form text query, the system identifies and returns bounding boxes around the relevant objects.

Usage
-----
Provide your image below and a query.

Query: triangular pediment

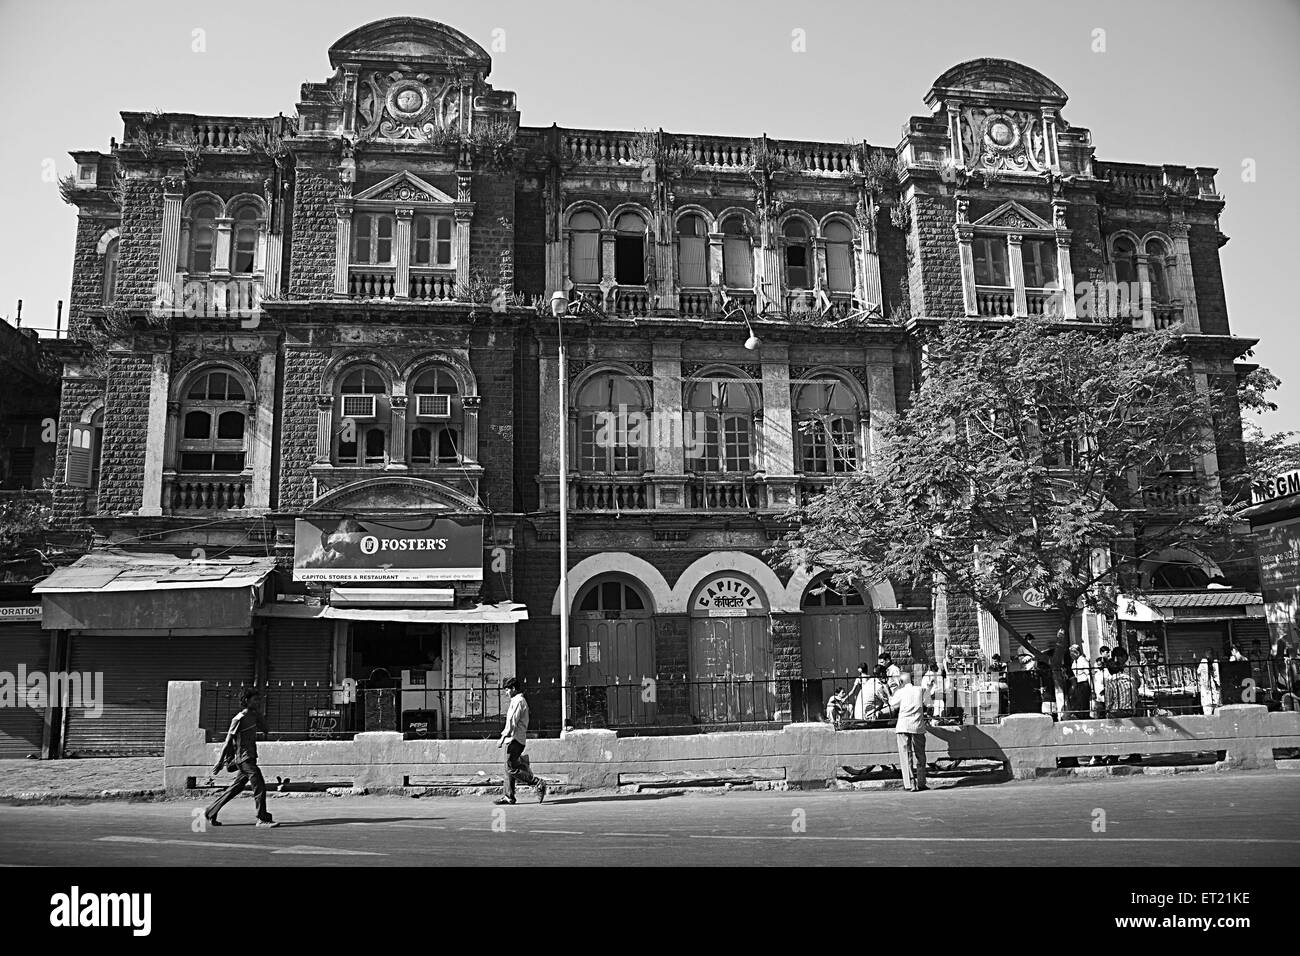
[354,170,455,205]
[311,476,484,514]
[972,200,1052,230]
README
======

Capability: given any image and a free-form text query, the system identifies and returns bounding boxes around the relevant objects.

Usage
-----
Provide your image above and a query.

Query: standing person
[1197,651,1221,716]
[845,663,890,721]
[1066,645,1091,719]
[881,653,903,690]
[1229,644,1247,662]
[1101,649,1140,764]
[920,661,945,720]
[205,688,278,828]
[495,677,547,805]
[889,672,930,792]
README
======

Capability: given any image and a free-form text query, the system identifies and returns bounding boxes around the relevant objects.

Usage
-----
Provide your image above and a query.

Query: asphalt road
[1,772,1298,867]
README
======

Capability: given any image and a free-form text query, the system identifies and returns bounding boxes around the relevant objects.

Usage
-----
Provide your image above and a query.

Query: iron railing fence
[196,658,1300,741]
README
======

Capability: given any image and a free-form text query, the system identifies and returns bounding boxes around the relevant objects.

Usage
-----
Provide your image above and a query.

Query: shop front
[688,573,775,723]
[282,515,526,738]
[33,552,276,756]
[998,588,1082,661]
[0,598,49,758]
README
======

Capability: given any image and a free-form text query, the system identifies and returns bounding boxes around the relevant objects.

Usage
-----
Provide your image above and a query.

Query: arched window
[1145,238,1171,302]
[335,366,389,466]
[802,580,866,608]
[614,211,647,285]
[179,369,248,473]
[352,213,396,265]
[409,366,462,465]
[1112,237,1137,285]
[577,578,647,613]
[101,237,119,305]
[783,219,812,290]
[676,214,708,288]
[824,221,855,293]
[188,202,219,274]
[794,376,860,473]
[230,204,260,274]
[568,211,601,284]
[66,410,104,490]
[412,214,453,267]
[721,215,754,288]
[1151,562,1210,590]
[684,372,754,473]
[576,371,644,474]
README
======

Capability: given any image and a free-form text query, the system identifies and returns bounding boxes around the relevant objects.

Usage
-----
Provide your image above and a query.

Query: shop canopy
[257,598,528,625]
[1117,590,1264,623]
[35,551,277,634]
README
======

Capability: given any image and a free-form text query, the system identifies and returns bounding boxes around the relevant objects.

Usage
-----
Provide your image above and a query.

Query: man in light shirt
[495,677,547,805]
[889,672,930,792]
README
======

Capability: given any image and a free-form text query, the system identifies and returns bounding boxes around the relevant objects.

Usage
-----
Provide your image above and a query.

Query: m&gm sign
[1252,468,1300,506]
[292,516,483,582]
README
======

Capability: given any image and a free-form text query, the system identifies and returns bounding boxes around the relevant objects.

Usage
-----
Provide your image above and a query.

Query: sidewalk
[4,752,1297,804]
[0,757,163,802]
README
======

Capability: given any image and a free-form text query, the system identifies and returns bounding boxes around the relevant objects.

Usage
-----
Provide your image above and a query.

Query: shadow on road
[546,792,681,805]
[273,816,442,828]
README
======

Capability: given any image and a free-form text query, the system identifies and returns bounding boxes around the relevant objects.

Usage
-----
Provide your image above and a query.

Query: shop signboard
[1252,515,1300,651]
[292,516,483,582]
[1251,468,1300,506]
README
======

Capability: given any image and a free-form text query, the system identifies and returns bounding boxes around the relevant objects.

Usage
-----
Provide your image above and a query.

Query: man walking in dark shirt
[205,688,278,828]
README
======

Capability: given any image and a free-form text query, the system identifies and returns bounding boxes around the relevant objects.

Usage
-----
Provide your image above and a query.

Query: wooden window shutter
[66,426,92,487]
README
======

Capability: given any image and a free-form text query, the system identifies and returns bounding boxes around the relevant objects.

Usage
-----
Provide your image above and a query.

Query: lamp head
[550,291,568,318]
[744,333,762,351]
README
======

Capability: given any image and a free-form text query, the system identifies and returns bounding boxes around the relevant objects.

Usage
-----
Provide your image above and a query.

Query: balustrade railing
[1152,304,1183,329]
[689,478,761,510]
[976,286,1016,317]
[679,289,713,317]
[613,286,649,316]
[168,474,249,512]
[571,478,652,511]
[348,266,397,298]
[409,270,458,302]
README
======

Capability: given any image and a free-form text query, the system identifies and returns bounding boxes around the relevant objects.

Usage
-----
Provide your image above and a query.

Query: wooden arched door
[571,577,656,727]
[688,574,775,723]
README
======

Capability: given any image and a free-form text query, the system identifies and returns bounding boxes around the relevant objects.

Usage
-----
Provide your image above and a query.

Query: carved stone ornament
[961,107,1048,174]
[357,70,460,141]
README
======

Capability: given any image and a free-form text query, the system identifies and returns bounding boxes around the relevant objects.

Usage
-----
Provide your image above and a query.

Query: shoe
[494,797,516,805]
[536,781,548,803]
[204,813,222,827]
[915,785,929,791]
[255,819,279,828]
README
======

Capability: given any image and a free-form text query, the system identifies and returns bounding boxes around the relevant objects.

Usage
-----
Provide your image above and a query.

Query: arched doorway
[688,573,775,722]
[571,576,656,726]
[799,576,876,712]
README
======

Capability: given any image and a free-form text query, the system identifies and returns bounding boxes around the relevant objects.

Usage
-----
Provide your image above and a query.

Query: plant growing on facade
[857,146,900,196]
[174,129,203,176]
[775,318,1233,704]
[0,491,53,558]
[57,173,78,205]
[466,117,517,171]
[889,201,911,232]
[243,125,293,169]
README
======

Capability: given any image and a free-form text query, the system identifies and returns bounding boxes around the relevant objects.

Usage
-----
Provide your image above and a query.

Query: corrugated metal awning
[1117,591,1264,623]
[34,551,276,633]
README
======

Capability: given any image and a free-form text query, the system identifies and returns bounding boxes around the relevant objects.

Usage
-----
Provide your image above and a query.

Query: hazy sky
[2,0,1296,431]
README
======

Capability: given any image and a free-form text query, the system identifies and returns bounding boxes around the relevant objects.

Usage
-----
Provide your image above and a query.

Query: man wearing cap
[495,677,547,805]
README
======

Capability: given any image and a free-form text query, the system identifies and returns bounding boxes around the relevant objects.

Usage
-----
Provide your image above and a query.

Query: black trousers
[503,739,538,800]
[208,758,272,822]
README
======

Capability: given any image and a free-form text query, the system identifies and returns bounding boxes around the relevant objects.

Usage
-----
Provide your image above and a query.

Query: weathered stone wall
[287,170,337,299]
[276,347,328,510]
[96,353,153,515]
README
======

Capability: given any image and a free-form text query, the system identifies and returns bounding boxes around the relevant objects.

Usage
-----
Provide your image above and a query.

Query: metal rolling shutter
[1003,610,1071,652]
[1164,623,1227,667]
[64,635,254,757]
[267,619,332,683]
[0,624,49,758]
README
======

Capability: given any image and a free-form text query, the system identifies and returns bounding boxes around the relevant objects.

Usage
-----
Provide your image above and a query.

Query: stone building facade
[41,17,1260,752]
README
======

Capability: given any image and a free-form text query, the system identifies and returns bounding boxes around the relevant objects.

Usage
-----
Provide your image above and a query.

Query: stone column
[864,356,896,466]
[157,177,184,306]
[1055,233,1077,320]
[707,230,724,301]
[454,204,474,296]
[955,221,978,316]
[1169,222,1200,331]
[140,353,170,517]
[211,217,233,278]
[263,230,283,298]
[334,202,352,296]
[1007,233,1027,318]
[600,228,616,287]
[249,351,276,510]
[539,343,562,476]
[650,340,686,509]
[857,193,883,312]
[388,395,408,467]
[315,395,333,463]
[812,236,828,297]
[394,207,413,299]
[771,612,803,722]
[946,102,965,167]
[462,395,482,464]
[162,398,182,514]
[1134,253,1155,328]
[759,344,795,507]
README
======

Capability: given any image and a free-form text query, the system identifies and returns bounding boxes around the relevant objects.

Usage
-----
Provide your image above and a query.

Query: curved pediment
[311,476,484,514]
[329,17,491,71]
[929,58,1067,103]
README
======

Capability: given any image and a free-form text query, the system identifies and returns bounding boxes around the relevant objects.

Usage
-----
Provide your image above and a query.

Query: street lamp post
[550,291,571,733]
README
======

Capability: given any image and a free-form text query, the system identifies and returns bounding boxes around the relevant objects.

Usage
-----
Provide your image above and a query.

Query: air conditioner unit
[340,394,377,419]
[416,394,451,419]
